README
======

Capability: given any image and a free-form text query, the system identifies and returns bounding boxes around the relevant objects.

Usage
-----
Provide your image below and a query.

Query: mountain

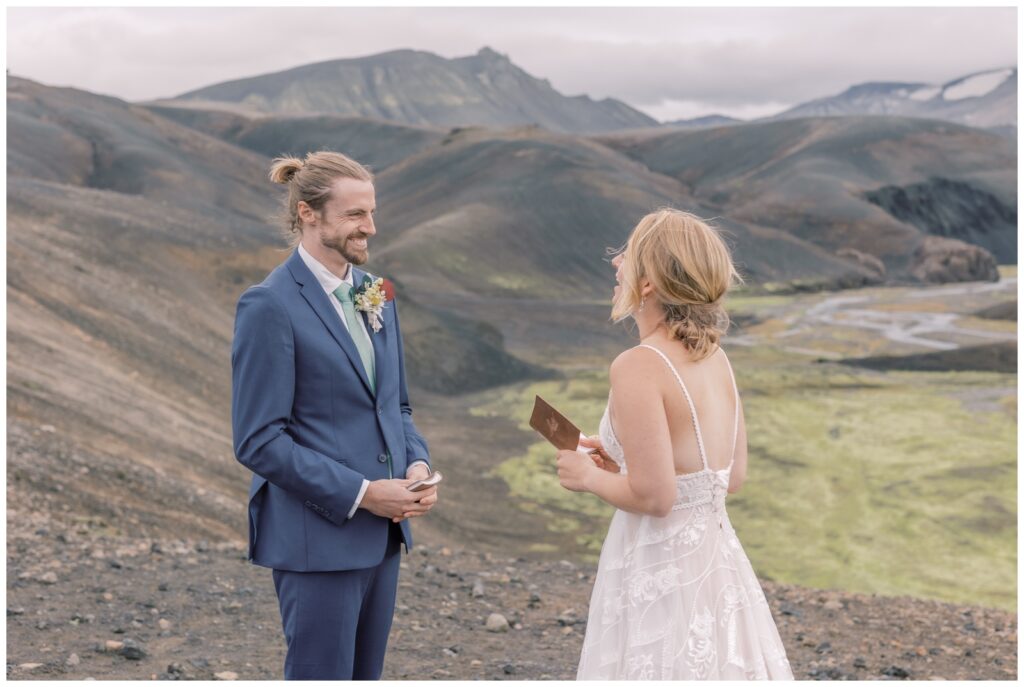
[664,114,744,129]
[9,67,1019,666]
[150,98,1013,292]
[165,47,657,134]
[8,75,276,542]
[147,107,881,293]
[8,79,275,224]
[367,125,871,296]
[9,74,542,384]
[144,103,446,172]
[598,115,1016,279]
[8,73,1018,617]
[770,67,1017,132]
[7,75,549,542]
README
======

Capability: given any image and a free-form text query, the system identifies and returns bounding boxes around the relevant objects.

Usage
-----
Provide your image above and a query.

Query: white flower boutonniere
[353,275,394,333]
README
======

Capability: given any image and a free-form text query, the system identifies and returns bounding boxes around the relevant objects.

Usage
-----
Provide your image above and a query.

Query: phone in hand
[407,471,443,492]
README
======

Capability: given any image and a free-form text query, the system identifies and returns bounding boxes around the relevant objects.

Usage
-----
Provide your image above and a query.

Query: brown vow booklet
[529,396,620,473]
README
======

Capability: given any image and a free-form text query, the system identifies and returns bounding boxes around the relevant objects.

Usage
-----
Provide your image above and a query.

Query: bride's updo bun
[611,209,742,360]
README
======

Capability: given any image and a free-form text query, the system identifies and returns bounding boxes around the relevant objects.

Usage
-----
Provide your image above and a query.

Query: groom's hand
[361,479,433,522]
[406,463,431,482]
[401,463,439,521]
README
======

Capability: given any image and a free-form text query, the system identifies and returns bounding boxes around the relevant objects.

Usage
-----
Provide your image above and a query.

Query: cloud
[6,7,1017,119]
[499,7,1017,110]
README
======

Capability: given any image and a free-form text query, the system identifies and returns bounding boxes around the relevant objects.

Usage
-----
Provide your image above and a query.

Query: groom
[231,151,438,679]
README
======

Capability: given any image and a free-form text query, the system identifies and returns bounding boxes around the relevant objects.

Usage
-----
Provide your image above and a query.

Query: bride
[556,209,794,680]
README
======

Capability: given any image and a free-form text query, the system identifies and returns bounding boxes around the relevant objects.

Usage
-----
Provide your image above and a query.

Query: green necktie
[332,284,376,394]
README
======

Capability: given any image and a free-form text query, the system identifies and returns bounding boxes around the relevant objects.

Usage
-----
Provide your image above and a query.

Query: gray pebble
[485,613,509,633]
[121,638,147,660]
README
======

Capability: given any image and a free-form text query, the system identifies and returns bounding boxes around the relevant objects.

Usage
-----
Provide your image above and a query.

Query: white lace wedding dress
[577,345,794,680]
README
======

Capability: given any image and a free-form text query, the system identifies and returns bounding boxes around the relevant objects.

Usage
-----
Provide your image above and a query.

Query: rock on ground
[5,520,1017,681]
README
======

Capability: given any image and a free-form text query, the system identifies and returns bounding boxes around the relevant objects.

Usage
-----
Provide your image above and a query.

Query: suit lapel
[288,250,375,397]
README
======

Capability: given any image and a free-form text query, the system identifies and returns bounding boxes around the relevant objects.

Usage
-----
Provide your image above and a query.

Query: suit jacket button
[377,454,388,463]
[377,407,383,415]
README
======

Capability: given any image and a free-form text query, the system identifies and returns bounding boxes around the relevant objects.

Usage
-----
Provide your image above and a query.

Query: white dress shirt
[297,243,429,519]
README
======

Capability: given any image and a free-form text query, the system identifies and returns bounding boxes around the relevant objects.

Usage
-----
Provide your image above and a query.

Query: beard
[321,231,369,265]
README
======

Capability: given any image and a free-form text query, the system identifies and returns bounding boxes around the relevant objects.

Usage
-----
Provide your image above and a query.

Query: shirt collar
[297,242,353,293]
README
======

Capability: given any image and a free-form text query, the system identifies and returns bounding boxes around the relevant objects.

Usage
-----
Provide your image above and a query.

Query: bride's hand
[579,434,603,452]
[579,435,620,473]
[557,449,595,492]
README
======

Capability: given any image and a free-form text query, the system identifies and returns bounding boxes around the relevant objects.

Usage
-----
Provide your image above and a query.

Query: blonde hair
[269,151,373,246]
[610,208,742,360]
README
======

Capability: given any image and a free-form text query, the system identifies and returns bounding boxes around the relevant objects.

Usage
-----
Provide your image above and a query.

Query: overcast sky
[7,6,1018,121]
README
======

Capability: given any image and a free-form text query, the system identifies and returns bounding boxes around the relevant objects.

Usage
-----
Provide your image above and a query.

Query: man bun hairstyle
[268,156,304,184]
[269,151,374,246]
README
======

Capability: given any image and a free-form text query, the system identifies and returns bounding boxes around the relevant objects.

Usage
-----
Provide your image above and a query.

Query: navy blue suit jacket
[231,249,429,571]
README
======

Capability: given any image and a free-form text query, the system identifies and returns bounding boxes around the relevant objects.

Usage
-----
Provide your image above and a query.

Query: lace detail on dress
[600,400,731,512]
[578,345,793,680]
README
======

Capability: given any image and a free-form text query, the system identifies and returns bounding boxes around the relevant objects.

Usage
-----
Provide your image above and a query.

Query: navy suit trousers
[272,523,402,680]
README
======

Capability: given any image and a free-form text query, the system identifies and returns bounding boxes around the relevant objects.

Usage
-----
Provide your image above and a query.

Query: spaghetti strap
[635,344,710,472]
[718,347,741,464]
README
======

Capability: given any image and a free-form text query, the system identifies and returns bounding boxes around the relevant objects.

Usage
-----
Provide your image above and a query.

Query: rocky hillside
[7,75,545,399]
[371,125,869,298]
[5,494,1017,681]
[864,177,1016,263]
[7,75,1017,549]
[144,104,447,172]
[150,83,1017,291]
[166,47,657,134]
[599,116,1016,283]
[6,75,549,556]
[151,111,887,294]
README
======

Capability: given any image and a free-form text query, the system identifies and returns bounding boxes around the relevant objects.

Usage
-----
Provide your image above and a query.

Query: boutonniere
[353,275,395,333]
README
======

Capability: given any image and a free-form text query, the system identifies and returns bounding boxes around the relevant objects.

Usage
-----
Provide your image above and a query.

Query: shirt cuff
[347,479,370,520]
[406,460,430,477]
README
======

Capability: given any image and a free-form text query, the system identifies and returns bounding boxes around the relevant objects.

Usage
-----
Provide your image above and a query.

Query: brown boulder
[910,236,999,284]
